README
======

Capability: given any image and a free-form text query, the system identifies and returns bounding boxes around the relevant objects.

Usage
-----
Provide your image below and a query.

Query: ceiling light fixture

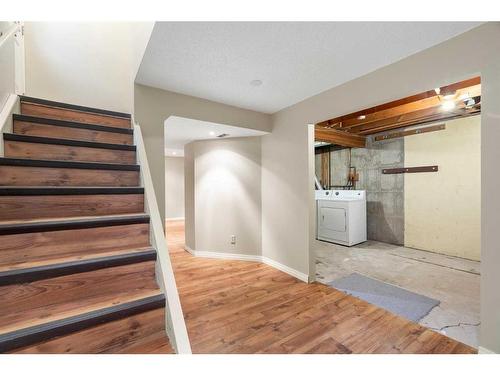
[357,115,366,120]
[172,151,177,156]
[465,98,476,108]
[441,101,456,111]
[209,131,215,136]
[250,79,263,87]
[434,88,441,95]
[459,92,471,100]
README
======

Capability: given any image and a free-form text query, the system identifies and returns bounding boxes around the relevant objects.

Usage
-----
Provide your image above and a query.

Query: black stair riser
[4,133,136,151]
[19,96,131,119]
[0,158,140,171]
[0,249,157,286]
[0,214,150,235]
[0,294,165,353]
[13,114,133,135]
[0,187,144,196]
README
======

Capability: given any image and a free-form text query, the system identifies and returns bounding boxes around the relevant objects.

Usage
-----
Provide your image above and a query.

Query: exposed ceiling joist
[315,76,481,140]
[315,128,366,148]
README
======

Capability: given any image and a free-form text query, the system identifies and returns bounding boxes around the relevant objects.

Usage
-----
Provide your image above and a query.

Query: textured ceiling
[137,22,481,114]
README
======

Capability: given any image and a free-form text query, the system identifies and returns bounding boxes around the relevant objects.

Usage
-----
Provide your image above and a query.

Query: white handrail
[133,124,192,354]
[0,94,19,156]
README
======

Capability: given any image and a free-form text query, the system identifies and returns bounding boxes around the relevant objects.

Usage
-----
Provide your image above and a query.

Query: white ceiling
[164,116,268,157]
[137,22,481,114]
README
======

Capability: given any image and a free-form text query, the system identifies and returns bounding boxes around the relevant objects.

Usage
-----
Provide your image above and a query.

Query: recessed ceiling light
[209,131,215,136]
[250,79,263,87]
[172,151,177,155]
[357,115,366,120]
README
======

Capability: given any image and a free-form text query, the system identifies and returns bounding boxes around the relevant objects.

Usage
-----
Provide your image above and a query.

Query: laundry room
[313,77,481,349]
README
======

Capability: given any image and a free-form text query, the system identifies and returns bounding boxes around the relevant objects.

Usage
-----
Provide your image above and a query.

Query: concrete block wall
[326,136,405,245]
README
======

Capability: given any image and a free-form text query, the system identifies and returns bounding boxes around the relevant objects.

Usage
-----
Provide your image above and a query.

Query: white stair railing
[133,123,192,354]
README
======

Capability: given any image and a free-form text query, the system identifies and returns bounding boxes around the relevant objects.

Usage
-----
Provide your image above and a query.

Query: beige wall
[185,137,262,255]
[24,22,154,113]
[165,156,185,219]
[264,23,500,352]
[184,142,196,250]
[405,116,481,260]
[134,83,272,224]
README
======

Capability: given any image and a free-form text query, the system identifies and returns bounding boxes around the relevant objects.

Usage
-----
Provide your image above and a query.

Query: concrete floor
[314,239,480,348]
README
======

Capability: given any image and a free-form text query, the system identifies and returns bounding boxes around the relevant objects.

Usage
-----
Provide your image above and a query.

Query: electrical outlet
[231,235,236,245]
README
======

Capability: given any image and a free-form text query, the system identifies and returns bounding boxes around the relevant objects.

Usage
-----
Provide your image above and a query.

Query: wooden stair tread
[0,248,157,285]
[19,96,131,120]
[0,186,144,195]
[0,213,149,230]
[0,261,159,335]
[0,188,145,222]
[0,157,139,171]
[0,290,163,336]
[20,99,131,129]
[2,295,166,353]
[13,114,133,146]
[13,114,134,134]
[4,133,136,151]
[0,246,154,273]
[10,306,170,354]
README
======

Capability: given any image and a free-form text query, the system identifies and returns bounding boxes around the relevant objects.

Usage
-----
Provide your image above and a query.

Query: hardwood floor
[166,220,476,354]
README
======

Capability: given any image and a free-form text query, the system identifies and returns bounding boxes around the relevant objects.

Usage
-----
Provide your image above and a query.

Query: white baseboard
[478,346,497,354]
[166,217,185,221]
[262,256,309,282]
[183,246,309,282]
[183,246,261,262]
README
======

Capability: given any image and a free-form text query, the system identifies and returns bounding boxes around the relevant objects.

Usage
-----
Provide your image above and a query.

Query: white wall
[134,83,272,224]
[405,116,481,260]
[165,156,185,219]
[263,23,500,352]
[0,22,16,110]
[185,137,262,256]
[24,22,154,113]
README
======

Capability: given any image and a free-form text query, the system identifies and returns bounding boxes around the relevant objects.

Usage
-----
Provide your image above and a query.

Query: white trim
[262,256,309,283]
[478,346,497,354]
[0,94,19,156]
[183,246,261,262]
[183,246,309,282]
[14,21,25,95]
[166,217,185,221]
[134,123,192,354]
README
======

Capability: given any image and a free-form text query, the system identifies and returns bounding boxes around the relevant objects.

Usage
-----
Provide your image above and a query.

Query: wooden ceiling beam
[316,77,481,129]
[356,101,480,135]
[315,128,366,148]
[338,84,480,131]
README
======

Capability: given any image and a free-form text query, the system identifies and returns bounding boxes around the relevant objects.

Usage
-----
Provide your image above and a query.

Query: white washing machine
[316,190,367,246]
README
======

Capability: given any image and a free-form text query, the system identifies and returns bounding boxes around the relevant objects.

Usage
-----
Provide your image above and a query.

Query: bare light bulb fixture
[441,100,456,111]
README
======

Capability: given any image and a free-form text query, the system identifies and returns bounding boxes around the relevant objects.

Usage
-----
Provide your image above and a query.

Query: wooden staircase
[0,96,174,353]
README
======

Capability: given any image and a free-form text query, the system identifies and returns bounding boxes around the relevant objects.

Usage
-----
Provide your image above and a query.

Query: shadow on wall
[366,201,403,245]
